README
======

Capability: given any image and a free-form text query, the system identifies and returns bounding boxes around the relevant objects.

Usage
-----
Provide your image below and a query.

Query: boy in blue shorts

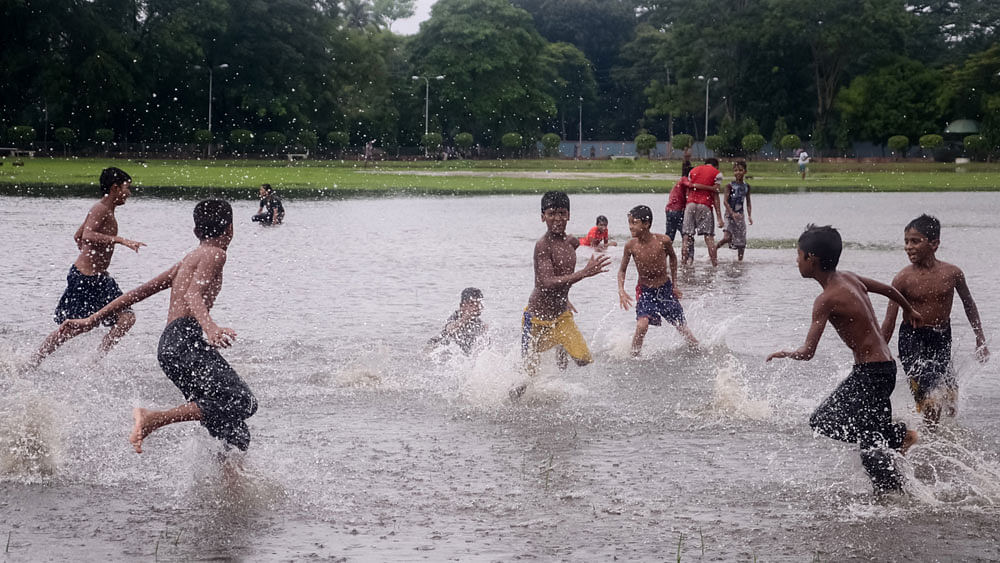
[618,205,699,355]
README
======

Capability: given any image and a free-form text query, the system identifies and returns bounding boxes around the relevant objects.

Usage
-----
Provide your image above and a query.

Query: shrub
[326,131,349,150]
[704,134,724,154]
[671,133,693,151]
[10,125,37,147]
[501,132,523,149]
[779,134,801,152]
[229,129,254,149]
[887,135,909,157]
[192,129,213,145]
[421,132,443,152]
[964,135,989,160]
[634,132,657,157]
[454,132,474,149]
[541,133,561,157]
[918,134,943,150]
[297,130,318,150]
[741,133,766,158]
[53,127,76,153]
[94,128,114,144]
[262,131,287,150]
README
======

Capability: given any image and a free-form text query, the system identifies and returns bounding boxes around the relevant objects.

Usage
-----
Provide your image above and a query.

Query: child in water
[579,215,617,249]
[427,287,487,355]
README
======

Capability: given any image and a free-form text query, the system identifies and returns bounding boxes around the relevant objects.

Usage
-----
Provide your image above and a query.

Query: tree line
[1,0,998,158]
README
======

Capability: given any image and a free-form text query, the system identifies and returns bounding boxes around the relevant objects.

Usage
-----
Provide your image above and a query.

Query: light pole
[577,97,583,159]
[697,75,719,155]
[194,63,230,157]
[412,74,445,157]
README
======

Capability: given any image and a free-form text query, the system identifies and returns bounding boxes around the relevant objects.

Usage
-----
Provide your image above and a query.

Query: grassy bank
[1,157,999,198]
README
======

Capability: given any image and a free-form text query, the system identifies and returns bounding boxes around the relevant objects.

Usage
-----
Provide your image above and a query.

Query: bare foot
[900,429,918,455]
[129,408,151,453]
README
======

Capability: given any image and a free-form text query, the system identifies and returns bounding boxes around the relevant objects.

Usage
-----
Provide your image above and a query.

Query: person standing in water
[32,167,145,367]
[767,224,920,495]
[61,200,257,453]
[715,160,753,261]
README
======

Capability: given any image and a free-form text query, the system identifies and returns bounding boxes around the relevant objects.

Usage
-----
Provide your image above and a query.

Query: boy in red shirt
[681,158,725,266]
[579,215,617,249]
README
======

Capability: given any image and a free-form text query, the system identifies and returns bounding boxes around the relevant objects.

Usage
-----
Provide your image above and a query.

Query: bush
[964,135,989,160]
[634,132,657,157]
[918,134,943,150]
[704,134,724,154]
[887,135,909,157]
[779,134,801,152]
[229,129,254,149]
[326,131,349,150]
[262,131,287,150]
[421,132,443,152]
[741,133,766,158]
[192,129,213,145]
[501,132,523,149]
[541,133,561,157]
[454,132,474,150]
[297,130,318,150]
[10,125,36,147]
[671,133,693,151]
[53,127,76,152]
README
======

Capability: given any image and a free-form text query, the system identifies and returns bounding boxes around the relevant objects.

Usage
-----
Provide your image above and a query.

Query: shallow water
[2,192,999,561]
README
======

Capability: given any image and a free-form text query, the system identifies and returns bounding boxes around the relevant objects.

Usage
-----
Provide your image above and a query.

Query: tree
[297,130,319,150]
[540,42,597,141]
[634,132,657,158]
[919,134,943,153]
[454,132,474,151]
[887,135,910,158]
[421,132,443,154]
[229,129,254,153]
[742,133,766,159]
[262,131,287,153]
[704,135,724,155]
[326,131,350,155]
[501,132,523,158]
[780,134,801,153]
[964,135,990,161]
[541,133,561,157]
[672,134,693,151]
[10,126,37,148]
[53,127,76,155]
[939,45,1000,158]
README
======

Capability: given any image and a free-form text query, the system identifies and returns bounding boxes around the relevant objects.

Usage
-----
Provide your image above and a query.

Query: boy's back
[817,271,894,365]
[166,244,228,325]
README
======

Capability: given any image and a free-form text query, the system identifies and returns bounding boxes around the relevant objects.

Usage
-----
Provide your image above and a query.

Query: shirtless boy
[767,225,920,495]
[881,214,989,426]
[61,200,257,453]
[618,205,699,355]
[520,191,611,380]
[32,167,145,366]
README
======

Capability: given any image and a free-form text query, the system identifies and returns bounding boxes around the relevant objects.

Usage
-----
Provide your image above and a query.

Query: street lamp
[697,75,719,154]
[412,74,445,156]
[193,63,230,157]
[578,97,583,159]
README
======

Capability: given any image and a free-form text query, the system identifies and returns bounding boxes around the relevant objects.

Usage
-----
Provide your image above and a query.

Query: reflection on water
[1,192,999,560]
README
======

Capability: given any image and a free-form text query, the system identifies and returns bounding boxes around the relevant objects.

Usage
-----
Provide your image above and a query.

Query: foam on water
[0,383,62,482]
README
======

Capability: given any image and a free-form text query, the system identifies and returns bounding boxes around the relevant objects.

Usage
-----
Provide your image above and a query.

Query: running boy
[60,200,257,453]
[521,191,611,378]
[881,214,989,426]
[682,158,726,266]
[32,167,145,367]
[767,224,920,495]
[618,205,699,355]
[579,215,618,249]
[715,161,753,261]
[427,287,487,355]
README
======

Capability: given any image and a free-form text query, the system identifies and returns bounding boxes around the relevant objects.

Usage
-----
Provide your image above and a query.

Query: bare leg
[100,310,135,355]
[682,235,695,264]
[675,324,700,349]
[631,317,651,356]
[30,325,73,367]
[917,397,943,428]
[900,429,918,455]
[716,232,731,251]
[129,402,202,454]
[737,248,745,261]
[705,235,718,266]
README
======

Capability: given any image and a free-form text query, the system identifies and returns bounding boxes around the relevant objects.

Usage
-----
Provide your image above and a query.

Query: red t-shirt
[579,226,608,246]
[666,177,690,212]
[687,164,722,207]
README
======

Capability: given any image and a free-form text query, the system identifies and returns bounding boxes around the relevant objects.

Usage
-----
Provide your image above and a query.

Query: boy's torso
[895,262,959,327]
[527,234,577,319]
[166,245,226,324]
[74,201,118,275]
[629,235,671,288]
[823,271,892,364]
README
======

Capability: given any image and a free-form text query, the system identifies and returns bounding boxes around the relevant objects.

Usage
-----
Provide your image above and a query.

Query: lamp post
[194,63,230,157]
[577,97,583,159]
[412,74,445,157]
[697,75,719,155]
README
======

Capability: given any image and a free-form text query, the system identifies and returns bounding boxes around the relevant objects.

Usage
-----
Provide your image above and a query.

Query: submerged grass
[1,157,999,198]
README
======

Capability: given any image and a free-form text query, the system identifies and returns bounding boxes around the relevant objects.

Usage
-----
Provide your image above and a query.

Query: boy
[427,287,487,355]
[715,161,753,261]
[682,158,726,266]
[618,205,699,355]
[31,167,146,367]
[252,183,285,225]
[521,191,611,379]
[579,215,618,249]
[767,225,920,495]
[797,150,810,180]
[61,200,257,453]
[881,214,989,426]
[664,176,689,258]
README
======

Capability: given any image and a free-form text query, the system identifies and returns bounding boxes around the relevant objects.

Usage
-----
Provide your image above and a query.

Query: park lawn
[1,157,999,197]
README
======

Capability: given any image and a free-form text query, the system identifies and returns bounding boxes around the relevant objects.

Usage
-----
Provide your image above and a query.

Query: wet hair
[261,183,273,194]
[705,157,720,168]
[193,199,233,240]
[596,215,608,225]
[460,287,483,303]
[100,167,131,195]
[628,205,653,226]
[733,160,747,172]
[905,214,940,241]
[797,224,841,271]
[541,191,570,212]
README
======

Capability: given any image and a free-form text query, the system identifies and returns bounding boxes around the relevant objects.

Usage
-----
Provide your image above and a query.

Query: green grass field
[2,157,999,198]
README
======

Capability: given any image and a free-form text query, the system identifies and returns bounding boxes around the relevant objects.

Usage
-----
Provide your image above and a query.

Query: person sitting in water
[252,184,284,225]
[579,215,618,249]
[427,287,487,355]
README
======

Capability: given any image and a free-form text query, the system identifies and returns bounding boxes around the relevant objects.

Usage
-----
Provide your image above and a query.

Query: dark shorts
[53,265,128,326]
[635,281,685,326]
[157,317,258,451]
[898,322,953,403]
[665,209,684,241]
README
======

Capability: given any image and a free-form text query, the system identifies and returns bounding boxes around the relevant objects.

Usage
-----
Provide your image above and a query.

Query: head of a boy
[100,167,132,204]
[797,224,841,276]
[460,287,483,316]
[705,157,720,168]
[595,215,609,232]
[540,191,570,235]
[627,205,653,237]
[904,214,940,262]
[194,199,233,242]
[259,183,273,199]
[733,161,747,181]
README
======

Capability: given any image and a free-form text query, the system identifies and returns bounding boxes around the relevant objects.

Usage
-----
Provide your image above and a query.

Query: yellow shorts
[521,309,592,364]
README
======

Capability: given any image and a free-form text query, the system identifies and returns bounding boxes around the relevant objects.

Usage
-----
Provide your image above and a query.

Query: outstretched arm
[535,243,611,291]
[859,275,922,326]
[60,264,178,336]
[78,205,146,252]
[955,270,989,362]
[767,298,829,361]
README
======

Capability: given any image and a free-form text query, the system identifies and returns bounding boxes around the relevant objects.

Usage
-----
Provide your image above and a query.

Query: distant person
[252,184,284,225]
[681,158,726,266]
[518,191,611,394]
[60,200,257,454]
[664,177,689,258]
[680,147,693,178]
[579,215,618,249]
[715,161,753,261]
[767,224,920,495]
[427,287,487,355]
[881,214,989,427]
[31,167,145,367]
[797,150,810,180]
[618,205,699,356]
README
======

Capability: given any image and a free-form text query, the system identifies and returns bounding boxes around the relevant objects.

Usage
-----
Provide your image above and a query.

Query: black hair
[733,160,747,171]
[628,205,653,226]
[705,157,720,167]
[261,183,273,193]
[798,224,842,271]
[541,190,570,212]
[596,215,608,225]
[460,287,483,303]
[905,214,940,241]
[100,167,131,195]
[193,199,233,240]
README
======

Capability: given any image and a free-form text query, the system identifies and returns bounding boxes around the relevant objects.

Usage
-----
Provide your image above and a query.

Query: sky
[390,0,437,35]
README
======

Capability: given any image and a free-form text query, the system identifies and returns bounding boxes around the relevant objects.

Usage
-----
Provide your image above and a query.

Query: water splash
[0,385,62,482]
[711,354,773,421]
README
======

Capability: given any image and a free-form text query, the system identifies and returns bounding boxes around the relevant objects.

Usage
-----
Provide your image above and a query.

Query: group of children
[29,166,991,498]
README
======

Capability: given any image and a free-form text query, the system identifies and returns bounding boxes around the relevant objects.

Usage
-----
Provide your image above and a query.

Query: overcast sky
[390,0,437,35]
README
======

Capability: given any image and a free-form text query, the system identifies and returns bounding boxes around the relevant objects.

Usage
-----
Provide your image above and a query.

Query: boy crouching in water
[618,205,699,355]
[767,225,920,495]
[61,200,257,453]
